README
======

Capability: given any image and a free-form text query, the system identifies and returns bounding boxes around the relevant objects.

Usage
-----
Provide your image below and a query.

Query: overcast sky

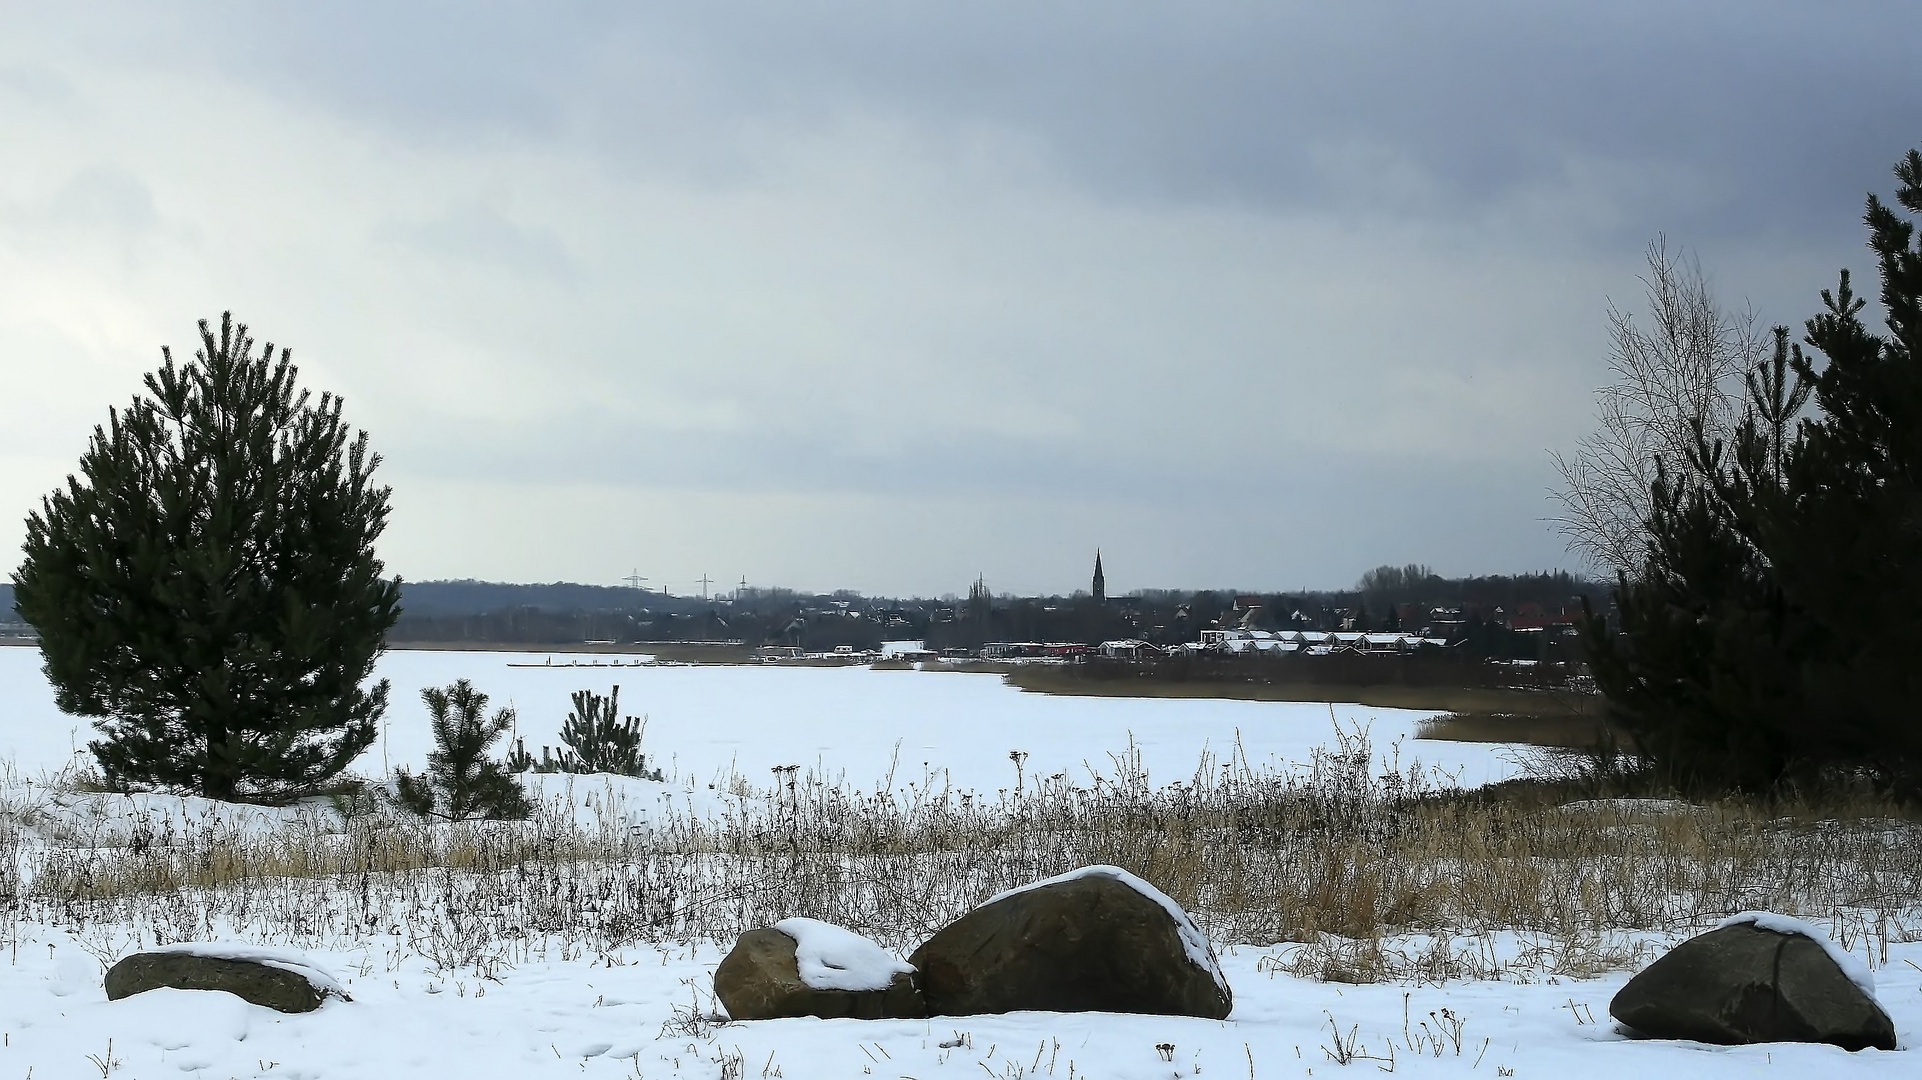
[2,3,1916,597]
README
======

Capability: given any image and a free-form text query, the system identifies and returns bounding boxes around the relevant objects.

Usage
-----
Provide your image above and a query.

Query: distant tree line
[390,607,743,646]
[389,580,910,650]
[396,580,711,619]
[1354,565,1606,616]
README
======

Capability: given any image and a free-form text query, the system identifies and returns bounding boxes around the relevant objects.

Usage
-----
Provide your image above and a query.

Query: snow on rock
[985,864,1228,992]
[143,942,349,999]
[1714,911,1876,996]
[772,918,913,992]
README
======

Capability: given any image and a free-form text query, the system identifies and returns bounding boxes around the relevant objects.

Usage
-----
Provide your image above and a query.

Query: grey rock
[909,873,1231,1018]
[713,928,925,1020]
[106,951,345,1014]
[1610,923,1895,1051]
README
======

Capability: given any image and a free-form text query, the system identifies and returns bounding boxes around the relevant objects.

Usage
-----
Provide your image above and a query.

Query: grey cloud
[0,164,157,243]
[46,166,156,232]
[0,63,76,104]
[374,385,1527,520]
[111,3,1920,243]
[379,205,577,282]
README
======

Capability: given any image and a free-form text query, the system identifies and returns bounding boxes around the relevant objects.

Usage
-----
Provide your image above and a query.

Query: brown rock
[1610,922,1895,1051]
[713,928,925,1020]
[105,950,344,1014]
[909,869,1231,1018]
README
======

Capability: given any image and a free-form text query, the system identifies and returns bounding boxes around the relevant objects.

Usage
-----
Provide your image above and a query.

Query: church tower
[1092,549,1105,602]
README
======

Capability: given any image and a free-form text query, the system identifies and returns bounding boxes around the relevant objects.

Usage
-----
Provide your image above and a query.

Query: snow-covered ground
[2,922,1913,1079]
[4,646,1912,1076]
[0,646,1528,795]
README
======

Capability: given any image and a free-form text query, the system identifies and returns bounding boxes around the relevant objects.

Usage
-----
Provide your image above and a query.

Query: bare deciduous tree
[1551,239,1765,577]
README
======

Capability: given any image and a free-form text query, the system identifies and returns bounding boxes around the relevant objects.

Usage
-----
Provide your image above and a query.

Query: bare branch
[1551,239,1761,577]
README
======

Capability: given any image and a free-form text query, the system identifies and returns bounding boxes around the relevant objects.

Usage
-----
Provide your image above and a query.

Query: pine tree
[1580,452,1801,791]
[1588,149,1922,793]
[500,687,663,778]
[550,685,661,779]
[395,680,530,820]
[1733,150,1922,788]
[10,314,400,801]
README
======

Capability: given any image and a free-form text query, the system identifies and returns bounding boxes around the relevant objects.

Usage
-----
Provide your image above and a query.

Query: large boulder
[909,865,1231,1018]
[714,921,924,1020]
[1610,916,1895,1051]
[106,944,349,1014]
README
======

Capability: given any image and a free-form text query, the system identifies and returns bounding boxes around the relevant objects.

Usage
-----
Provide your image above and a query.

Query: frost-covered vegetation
[7,730,1919,972]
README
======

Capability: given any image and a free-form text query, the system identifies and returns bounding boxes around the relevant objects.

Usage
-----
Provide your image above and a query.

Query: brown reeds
[4,730,1919,980]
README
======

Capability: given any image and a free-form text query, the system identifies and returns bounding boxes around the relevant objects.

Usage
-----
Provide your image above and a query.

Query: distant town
[3,557,1595,669]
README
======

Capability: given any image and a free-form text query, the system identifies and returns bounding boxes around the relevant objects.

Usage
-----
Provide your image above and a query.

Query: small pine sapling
[504,737,543,774]
[504,737,563,774]
[395,680,532,820]
[550,685,665,780]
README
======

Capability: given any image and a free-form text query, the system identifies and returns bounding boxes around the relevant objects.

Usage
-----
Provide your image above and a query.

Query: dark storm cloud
[117,2,1922,240]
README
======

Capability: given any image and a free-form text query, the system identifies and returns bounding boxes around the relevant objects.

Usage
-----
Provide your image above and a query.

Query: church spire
[1092,549,1105,602]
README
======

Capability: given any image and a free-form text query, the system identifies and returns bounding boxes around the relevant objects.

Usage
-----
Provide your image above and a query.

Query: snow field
[2,922,1915,1079]
[0,647,1530,795]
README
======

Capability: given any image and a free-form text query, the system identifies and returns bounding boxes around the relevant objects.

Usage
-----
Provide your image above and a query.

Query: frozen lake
[0,646,1527,793]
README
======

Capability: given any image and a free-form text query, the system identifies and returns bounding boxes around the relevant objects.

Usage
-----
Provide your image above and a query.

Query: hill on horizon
[0,579,698,625]
[396,579,688,618]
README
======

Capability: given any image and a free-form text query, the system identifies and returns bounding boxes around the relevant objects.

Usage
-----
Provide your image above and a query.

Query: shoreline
[387,640,758,662]
[1003,661,1594,710]
[5,637,1608,748]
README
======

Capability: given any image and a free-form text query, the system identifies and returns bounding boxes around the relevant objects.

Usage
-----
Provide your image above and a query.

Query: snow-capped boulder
[105,943,350,1014]
[909,865,1232,1019]
[1609,915,1894,1051]
[713,920,924,1020]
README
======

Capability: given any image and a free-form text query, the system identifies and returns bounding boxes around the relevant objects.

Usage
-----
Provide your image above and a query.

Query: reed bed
[3,731,1919,982]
